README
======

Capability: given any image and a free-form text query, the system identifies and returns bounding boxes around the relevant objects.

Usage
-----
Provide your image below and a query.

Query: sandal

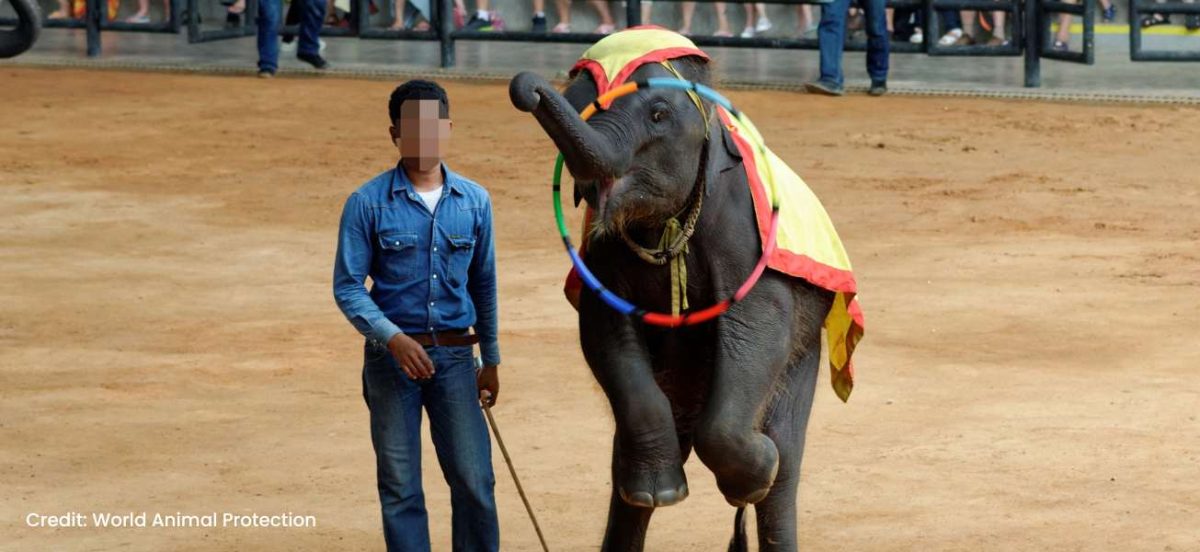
[1140,13,1169,27]
[594,23,615,34]
[551,22,571,33]
[938,28,963,45]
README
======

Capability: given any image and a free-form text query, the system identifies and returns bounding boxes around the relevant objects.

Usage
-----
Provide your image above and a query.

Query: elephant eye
[651,110,667,123]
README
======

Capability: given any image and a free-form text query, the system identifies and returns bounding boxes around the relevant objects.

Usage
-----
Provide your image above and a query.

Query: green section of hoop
[553,154,570,238]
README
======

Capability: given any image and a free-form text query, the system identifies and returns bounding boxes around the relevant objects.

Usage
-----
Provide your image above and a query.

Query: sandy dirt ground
[1,67,1198,551]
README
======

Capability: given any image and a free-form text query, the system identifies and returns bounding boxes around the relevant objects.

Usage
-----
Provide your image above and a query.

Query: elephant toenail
[619,488,656,508]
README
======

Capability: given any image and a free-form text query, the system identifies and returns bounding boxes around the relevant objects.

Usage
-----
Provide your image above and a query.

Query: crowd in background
[38,0,1200,34]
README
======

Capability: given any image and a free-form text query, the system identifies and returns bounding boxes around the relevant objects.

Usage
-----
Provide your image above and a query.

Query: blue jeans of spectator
[257,0,325,72]
[362,341,500,552]
[817,0,890,87]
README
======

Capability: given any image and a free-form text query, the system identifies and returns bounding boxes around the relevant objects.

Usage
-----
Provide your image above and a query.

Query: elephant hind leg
[754,348,821,552]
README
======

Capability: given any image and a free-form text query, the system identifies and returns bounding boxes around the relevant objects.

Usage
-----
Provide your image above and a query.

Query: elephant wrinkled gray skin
[510,58,837,552]
[0,0,42,59]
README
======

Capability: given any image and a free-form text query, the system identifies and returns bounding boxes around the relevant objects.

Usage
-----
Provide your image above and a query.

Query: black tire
[0,0,42,58]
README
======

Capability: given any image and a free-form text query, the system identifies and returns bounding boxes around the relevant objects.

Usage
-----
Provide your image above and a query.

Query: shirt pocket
[446,235,476,287]
[377,232,419,283]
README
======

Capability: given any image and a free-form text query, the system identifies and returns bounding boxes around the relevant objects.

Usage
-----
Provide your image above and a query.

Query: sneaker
[740,26,754,38]
[938,28,963,45]
[909,28,923,44]
[868,80,887,96]
[1140,14,1169,27]
[1052,40,1069,51]
[805,80,844,96]
[463,13,493,31]
[297,52,328,69]
[281,38,325,52]
[755,16,772,33]
[257,69,275,78]
[532,14,547,32]
[1102,4,1116,22]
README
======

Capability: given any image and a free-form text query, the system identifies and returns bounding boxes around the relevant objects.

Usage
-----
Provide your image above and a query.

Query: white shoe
[280,38,326,52]
[755,16,772,33]
[740,26,754,38]
[937,28,962,46]
[908,28,923,43]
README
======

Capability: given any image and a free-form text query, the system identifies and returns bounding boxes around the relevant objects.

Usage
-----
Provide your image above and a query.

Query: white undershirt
[416,186,444,213]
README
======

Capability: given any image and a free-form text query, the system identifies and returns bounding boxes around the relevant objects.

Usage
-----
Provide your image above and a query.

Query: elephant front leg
[694,297,793,507]
[582,309,688,509]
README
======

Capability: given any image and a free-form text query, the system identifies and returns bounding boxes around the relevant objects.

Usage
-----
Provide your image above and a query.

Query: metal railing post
[1023,0,1040,87]
[438,0,455,68]
[86,0,101,56]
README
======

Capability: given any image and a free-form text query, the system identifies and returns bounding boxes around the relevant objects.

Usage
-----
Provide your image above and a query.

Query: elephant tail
[727,507,748,552]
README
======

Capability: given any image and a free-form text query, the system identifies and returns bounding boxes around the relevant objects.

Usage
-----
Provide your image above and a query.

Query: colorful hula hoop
[553,77,781,327]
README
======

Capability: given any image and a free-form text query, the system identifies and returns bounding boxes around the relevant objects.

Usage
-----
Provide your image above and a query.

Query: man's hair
[389,80,449,122]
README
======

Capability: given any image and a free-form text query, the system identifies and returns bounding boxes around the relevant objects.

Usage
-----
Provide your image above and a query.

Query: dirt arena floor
[2,67,1198,551]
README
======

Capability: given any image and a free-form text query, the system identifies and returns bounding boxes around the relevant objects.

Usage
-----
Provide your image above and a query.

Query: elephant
[0,0,41,59]
[509,29,861,552]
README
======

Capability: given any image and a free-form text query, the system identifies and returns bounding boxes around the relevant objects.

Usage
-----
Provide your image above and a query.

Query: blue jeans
[257,0,325,72]
[817,0,890,87]
[362,342,500,551]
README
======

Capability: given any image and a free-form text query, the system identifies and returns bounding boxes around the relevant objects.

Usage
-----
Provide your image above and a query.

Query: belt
[407,329,479,347]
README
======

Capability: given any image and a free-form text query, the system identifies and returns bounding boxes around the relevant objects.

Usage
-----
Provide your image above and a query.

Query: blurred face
[390,99,451,172]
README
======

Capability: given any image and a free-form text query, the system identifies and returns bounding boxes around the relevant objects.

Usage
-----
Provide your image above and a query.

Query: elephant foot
[617,463,689,508]
[705,433,780,507]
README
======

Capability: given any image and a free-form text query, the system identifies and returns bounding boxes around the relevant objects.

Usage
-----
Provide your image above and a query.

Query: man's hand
[477,364,499,408]
[387,333,435,380]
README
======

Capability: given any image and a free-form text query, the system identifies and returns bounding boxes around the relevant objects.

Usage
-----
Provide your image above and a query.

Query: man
[333,80,501,551]
[257,0,328,77]
[806,0,890,97]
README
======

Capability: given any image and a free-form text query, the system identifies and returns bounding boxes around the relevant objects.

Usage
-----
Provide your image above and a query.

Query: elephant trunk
[509,71,631,184]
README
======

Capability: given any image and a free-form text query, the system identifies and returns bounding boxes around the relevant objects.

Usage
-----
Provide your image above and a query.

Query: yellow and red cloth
[565,27,864,402]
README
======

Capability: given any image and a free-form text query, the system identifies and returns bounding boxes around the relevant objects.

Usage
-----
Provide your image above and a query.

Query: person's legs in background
[809,0,850,94]
[424,345,500,552]
[863,0,889,94]
[257,0,282,76]
[296,0,328,67]
[679,1,696,34]
[590,0,615,33]
[937,8,962,45]
[796,4,816,37]
[713,2,732,36]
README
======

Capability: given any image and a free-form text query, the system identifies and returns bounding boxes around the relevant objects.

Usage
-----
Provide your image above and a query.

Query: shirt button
[394,241,400,246]
[433,247,438,252]
[429,301,435,307]
[432,274,438,279]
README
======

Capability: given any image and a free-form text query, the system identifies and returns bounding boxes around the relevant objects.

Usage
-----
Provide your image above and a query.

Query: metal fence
[8,0,1198,85]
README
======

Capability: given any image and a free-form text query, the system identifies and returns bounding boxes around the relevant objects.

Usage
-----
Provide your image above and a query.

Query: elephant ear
[712,118,744,180]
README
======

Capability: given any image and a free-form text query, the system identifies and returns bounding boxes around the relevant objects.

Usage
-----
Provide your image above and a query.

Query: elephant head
[0,0,42,59]
[509,55,716,242]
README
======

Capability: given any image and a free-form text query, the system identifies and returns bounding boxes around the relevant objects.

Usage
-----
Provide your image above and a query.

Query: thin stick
[483,404,551,552]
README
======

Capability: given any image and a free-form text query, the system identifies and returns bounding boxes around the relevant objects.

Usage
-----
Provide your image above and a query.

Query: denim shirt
[333,163,500,366]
